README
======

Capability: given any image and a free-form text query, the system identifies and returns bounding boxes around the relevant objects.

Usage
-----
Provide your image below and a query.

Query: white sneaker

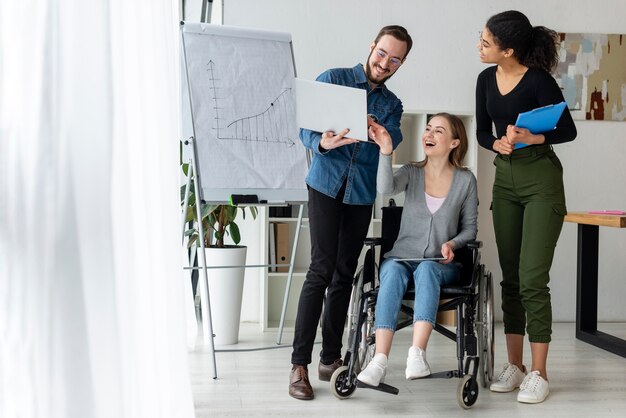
[357,353,387,386]
[405,346,431,379]
[517,371,549,404]
[490,363,527,393]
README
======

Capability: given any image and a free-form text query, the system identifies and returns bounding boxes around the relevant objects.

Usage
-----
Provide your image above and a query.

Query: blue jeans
[375,259,461,330]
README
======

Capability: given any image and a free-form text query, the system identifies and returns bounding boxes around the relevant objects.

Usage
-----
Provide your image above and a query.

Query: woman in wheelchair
[357,113,478,387]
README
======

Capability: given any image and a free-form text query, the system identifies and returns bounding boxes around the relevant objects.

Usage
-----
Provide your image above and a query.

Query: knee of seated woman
[414,261,442,275]
[414,261,460,286]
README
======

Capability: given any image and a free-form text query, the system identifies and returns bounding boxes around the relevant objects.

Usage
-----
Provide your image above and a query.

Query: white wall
[227,0,626,322]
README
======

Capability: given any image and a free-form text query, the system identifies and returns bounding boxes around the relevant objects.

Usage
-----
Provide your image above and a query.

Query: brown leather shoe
[289,365,314,400]
[318,359,343,381]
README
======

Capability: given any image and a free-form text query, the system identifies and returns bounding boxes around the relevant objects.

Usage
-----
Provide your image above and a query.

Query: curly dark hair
[486,10,559,73]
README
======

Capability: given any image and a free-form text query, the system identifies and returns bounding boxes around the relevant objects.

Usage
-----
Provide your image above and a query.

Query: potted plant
[181,162,257,345]
[184,201,257,249]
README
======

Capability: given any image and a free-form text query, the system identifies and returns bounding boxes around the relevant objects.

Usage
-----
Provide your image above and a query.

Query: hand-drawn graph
[181,22,308,203]
[207,60,296,145]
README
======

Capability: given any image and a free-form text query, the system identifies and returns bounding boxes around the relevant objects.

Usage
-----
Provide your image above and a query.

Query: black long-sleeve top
[475,66,577,152]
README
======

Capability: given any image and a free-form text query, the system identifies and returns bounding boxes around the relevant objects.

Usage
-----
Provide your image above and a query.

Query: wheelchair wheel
[330,366,358,400]
[356,299,376,373]
[477,267,494,388]
[349,267,377,374]
[457,374,479,409]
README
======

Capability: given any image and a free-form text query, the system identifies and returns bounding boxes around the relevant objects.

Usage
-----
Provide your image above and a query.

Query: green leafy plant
[181,162,257,248]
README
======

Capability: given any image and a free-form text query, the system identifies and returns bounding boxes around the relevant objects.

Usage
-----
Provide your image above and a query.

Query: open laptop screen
[295,78,368,141]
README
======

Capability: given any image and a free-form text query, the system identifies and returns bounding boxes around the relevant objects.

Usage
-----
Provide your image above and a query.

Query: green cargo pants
[492,144,567,343]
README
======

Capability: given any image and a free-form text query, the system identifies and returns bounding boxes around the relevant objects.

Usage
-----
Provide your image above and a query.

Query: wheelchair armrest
[466,240,482,249]
[364,237,384,246]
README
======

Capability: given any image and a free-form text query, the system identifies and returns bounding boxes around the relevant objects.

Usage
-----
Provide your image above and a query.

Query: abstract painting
[554,33,626,121]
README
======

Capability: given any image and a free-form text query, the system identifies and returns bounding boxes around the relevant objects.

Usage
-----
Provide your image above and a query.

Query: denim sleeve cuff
[317,140,330,155]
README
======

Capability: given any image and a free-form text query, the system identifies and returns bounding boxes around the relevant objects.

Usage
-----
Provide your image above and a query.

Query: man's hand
[319,128,359,150]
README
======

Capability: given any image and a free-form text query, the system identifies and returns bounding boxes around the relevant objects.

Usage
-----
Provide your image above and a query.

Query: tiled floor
[189,322,626,417]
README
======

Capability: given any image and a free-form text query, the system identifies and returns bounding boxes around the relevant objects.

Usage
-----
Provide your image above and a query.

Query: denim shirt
[299,64,404,205]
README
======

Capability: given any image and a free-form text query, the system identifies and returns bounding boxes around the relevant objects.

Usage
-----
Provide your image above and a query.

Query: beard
[365,50,394,85]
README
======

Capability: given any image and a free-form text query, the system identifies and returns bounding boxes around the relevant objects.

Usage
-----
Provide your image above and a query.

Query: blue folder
[513,101,567,149]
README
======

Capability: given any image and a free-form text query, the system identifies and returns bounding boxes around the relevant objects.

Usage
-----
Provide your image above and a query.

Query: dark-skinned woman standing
[475,10,577,404]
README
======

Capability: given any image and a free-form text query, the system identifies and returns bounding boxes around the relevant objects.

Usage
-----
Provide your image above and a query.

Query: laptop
[295,78,368,141]
[393,257,447,262]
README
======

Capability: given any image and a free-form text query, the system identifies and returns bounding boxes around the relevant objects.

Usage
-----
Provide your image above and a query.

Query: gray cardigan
[377,154,478,259]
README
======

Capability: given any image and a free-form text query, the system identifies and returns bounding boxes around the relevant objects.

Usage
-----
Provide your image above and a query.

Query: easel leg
[183,141,218,378]
[276,203,305,345]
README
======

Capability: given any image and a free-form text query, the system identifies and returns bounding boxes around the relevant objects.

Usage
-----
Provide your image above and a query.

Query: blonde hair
[411,112,468,168]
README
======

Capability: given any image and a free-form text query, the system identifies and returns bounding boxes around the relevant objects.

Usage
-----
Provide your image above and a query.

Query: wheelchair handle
[364,237,384,246]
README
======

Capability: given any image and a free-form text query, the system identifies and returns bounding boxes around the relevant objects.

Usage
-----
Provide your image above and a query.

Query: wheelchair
[329,203,495,409]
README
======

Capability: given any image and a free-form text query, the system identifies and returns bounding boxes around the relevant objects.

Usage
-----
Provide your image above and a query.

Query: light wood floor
[190,323,626,417]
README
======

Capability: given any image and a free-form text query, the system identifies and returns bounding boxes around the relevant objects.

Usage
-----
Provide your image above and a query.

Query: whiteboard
[181,22,308,203]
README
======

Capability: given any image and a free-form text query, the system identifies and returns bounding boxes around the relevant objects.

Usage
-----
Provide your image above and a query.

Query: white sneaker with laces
[489,363,527,393]
[405,346,431,379]
[517,371,549,404]
[357,353,387,387]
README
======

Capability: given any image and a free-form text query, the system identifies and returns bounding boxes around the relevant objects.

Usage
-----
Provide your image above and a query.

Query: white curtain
[0,1,195,417]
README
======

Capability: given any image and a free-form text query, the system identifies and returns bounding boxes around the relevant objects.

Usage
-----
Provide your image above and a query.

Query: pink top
[425,192,446,214]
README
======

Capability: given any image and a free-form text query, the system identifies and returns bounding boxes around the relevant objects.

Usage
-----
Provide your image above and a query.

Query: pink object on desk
[588,210,626,215]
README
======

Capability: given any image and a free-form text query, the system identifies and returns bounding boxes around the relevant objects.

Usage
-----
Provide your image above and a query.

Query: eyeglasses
[374,48,402,68]
[478,31,491,49]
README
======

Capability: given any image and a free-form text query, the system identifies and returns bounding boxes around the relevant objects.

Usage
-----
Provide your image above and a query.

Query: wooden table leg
[576,224,626,357]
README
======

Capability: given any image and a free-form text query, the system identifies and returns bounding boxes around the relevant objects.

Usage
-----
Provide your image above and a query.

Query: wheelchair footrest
[429,370,461,379]
[356,380,400,395]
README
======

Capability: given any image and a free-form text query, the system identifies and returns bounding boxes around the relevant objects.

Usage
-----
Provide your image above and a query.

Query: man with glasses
[289,25,413,401]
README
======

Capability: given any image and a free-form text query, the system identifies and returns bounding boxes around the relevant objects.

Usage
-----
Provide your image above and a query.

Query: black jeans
[291,185,373,365]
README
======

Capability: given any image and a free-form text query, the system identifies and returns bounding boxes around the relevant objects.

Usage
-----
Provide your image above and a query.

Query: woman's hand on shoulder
[440,242,455,264]
[368,118,393,155]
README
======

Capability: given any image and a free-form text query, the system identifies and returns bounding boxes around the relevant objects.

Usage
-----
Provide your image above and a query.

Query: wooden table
[564,212,626,357]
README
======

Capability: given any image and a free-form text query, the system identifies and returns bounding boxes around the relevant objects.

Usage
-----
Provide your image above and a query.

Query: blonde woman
[357,113,478,386]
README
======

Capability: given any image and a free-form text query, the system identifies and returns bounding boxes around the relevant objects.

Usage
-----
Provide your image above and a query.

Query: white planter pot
[203,246,247,345]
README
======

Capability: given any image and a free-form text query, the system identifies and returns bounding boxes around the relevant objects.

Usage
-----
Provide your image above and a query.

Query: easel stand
[181,139,217,377]
[276,203,304,345]
[181,137,305,379]
[180,21,310,379]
